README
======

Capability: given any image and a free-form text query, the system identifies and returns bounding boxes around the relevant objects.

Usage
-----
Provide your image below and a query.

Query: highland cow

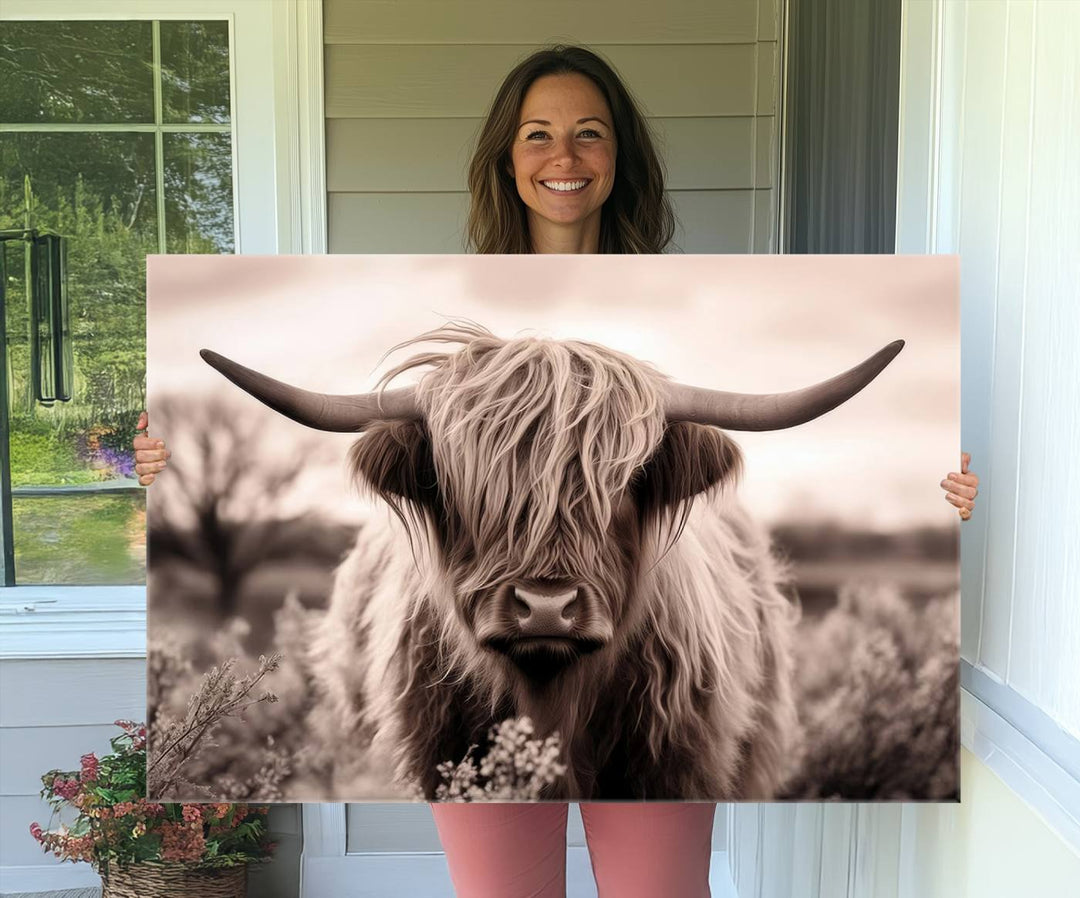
[201,324,903,800]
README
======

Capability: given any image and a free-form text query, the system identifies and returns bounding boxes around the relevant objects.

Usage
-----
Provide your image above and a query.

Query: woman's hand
[133,411,170,486]
[941,451,979,521]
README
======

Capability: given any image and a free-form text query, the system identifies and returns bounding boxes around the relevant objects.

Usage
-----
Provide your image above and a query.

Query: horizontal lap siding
[325,44,763,118]
[0,659,145,868]
[324,0,760,45]
[324,0,781,254]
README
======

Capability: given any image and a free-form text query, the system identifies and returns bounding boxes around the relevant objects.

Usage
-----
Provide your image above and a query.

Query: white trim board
[0,588,145,660]
[961,686,1080,854]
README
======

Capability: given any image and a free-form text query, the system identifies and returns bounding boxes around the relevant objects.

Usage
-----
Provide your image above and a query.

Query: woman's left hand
[942,451,979,521]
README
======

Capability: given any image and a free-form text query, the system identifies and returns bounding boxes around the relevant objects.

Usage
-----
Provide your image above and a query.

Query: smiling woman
[509,73,617,251]
[466,45,674,255]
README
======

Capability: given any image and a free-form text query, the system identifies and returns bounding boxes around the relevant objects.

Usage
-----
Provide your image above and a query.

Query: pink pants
[431,802,716,898]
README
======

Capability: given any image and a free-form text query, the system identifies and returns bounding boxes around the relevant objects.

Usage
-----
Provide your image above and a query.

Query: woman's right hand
[133,411,170,486]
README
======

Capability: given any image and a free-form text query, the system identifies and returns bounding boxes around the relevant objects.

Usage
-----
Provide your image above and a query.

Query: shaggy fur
[307,325,801,799]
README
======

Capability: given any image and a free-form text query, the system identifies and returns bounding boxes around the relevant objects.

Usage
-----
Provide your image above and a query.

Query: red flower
[52,777,80,800]
[160,821,206,863]
[29,822,43,842]
[80,753,99,782]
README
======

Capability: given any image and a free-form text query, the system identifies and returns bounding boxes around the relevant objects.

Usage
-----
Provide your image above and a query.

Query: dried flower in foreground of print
[148,652,282,800]
[434,717,567,802]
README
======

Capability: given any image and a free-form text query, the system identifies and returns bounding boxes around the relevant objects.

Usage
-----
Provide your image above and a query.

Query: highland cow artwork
[146,254,960,803]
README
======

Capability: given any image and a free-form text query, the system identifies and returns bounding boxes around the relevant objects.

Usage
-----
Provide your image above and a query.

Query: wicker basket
[100,861,247,897]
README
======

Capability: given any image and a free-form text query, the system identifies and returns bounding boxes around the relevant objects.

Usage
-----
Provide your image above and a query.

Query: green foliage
[1,19,235,583]
[30,721,275,875]
[13,493,145,585]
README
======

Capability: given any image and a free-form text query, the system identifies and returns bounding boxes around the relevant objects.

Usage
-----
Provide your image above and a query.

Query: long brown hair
[466,46,676,254]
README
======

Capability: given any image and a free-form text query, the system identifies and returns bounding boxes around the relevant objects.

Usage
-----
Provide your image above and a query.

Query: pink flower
[80,753,99,782]
[52,778,80,801]
[181,805,202,824]
[30,822,43,842]
[160,821,205,863]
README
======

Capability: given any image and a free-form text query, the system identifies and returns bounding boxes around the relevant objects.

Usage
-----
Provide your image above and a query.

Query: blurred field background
[147,393,958,803]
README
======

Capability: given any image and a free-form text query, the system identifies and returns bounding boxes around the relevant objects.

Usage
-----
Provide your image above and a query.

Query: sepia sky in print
[148,254,959,530]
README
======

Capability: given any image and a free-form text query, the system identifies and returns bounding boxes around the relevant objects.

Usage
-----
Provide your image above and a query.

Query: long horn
[662,340,904,431]
[200,349,420,432]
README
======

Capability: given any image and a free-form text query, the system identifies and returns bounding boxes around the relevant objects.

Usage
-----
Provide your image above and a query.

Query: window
[0,0,322,658]
[0,18,235,586]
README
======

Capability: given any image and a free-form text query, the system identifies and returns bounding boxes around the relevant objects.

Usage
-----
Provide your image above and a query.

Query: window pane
[0,132,158,235]
[164,133,235,253]
[160,21,232,124]
[13,493,146,585]
[2,132,155,584]
[0,21,154,124]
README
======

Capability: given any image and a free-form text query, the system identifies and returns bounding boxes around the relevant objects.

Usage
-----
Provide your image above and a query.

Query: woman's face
[509,73,617,235]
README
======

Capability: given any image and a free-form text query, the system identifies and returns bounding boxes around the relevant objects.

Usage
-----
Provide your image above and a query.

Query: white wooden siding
[925,0,1080,736]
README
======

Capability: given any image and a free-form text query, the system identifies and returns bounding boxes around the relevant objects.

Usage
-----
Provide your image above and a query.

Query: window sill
[961,664,1080,853]
[0,586,145,659]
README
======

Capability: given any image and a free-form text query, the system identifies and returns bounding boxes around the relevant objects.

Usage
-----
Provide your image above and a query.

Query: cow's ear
[635,422,743,511]
[348,419,437,506]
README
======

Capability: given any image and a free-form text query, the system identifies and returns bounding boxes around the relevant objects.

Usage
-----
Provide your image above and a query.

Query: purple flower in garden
[96,446,136,479]
[73,428,137,480]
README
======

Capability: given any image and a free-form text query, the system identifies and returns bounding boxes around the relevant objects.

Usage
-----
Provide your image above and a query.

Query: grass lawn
[13,492,146,584]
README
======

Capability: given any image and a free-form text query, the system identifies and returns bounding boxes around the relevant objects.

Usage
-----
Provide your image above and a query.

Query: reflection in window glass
[0,133,158,239]
[160,21,232,124]
[0,21,154,124]
[13,493,146,585]
[1,19,234,585]
[164,133,235,253]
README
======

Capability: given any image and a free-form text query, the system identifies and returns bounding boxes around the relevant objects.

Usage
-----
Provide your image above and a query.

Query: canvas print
[146,254,959,803]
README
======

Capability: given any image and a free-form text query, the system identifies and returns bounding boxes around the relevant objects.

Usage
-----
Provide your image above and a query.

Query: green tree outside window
[0,19,234,585]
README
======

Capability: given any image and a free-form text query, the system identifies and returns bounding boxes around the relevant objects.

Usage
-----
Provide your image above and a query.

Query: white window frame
[0,0,326,660]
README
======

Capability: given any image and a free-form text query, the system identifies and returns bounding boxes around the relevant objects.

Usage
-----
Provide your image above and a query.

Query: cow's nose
[512,586,581,637]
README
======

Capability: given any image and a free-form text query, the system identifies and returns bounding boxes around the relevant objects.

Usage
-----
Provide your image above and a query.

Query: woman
[135,46,979,898]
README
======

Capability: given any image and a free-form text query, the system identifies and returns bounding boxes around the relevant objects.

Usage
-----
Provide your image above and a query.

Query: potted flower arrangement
[30,719,274,897]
